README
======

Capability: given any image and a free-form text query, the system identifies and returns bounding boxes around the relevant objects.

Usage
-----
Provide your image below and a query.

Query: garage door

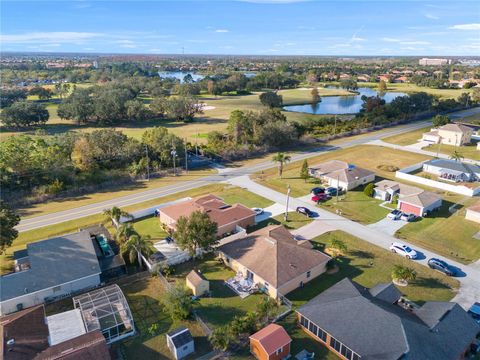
[400,202,422,216]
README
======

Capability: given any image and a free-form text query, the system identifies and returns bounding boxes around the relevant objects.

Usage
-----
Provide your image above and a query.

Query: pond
[283,87,407,115]
[157,71,204,83]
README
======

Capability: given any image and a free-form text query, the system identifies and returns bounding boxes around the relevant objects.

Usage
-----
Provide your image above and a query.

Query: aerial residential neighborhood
[1,1,480,360]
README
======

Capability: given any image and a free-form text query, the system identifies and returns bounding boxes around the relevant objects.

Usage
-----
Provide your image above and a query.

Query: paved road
[227,175,480,309]
[16,120,433,232]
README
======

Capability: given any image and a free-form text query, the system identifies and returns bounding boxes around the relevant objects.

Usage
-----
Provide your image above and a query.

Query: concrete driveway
[367,217,409,236]
[255,203,290,223]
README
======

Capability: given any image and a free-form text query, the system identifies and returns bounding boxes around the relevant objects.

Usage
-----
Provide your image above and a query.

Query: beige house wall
[324,173,375,191]
[438,129,472,146]
[466,209,480,223]
[186,278,209,296]
[277,261,328,296]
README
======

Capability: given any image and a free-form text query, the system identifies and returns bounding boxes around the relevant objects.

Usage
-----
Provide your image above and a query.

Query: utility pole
[336,174,340,203]
[195,128,199,157]
[184,138,188,173]
[436,137,442,158]
[333,115,337,136]
[171,140,177,176]
[145,145,150,181]
[284,185,291,222]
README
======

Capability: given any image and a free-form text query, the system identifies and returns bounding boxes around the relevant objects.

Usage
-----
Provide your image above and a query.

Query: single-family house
[373,180,423,202]
[308,160,375,191]
[0,231,102,316]
[297,278,480,360]
[166,327,195,360]
[158,195,256,237]
[423,158,480,183]
[393,76,408,83]
[249,324,292,360]
[186,270,209,297]
[422,123,474,146]
[0,304,111,360]
[397,191,442,217]
[466,201,480,223]
[217,225,331,300]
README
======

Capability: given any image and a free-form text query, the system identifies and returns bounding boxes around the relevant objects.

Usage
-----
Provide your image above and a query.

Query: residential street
[16,119,433,232]
[227,175,480,309]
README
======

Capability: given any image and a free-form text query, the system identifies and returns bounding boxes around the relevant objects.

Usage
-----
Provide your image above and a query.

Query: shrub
[363,183,375,197]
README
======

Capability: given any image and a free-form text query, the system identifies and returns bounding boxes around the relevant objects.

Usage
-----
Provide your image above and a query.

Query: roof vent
[7,339,15,346]
[289,263,297,268]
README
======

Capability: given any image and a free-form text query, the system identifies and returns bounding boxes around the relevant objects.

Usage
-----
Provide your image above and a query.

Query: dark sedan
[427,258,456,276]
[296,206,315,218]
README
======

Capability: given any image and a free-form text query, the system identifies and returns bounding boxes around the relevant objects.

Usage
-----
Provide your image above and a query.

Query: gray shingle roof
[297,278,480,360]
[424,159,480,175]
[0,231,101,302]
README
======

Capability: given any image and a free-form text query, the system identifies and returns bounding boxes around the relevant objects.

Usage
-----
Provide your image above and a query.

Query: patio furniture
[295,350,314,360]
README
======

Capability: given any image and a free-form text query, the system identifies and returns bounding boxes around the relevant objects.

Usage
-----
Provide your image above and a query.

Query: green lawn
[119,276,212,360]
[383,126,431,146]
[358,82,474,99]
[423,141,480,161]
[248,211,314,233]
[287,231,459,308]
[396,198,480,264]
[318,187,390,224]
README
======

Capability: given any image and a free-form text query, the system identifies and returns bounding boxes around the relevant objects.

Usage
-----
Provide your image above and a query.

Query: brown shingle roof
[468,200,480,213]
[439,123,473,134]
[374,180,423,197]
[218,225,330,288]
[250,324,292,355]
[186,270,208,287]
[400,191,441,208]
[34,331,110,360]
[324,166,374,183]
[308,160,349,174]
[160,195,255,228]
[1,305,49,360]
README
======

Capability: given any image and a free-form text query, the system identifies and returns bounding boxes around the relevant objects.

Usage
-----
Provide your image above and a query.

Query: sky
[1,0,479,56]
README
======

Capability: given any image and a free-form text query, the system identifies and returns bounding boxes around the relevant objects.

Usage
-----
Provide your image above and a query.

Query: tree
[432,114,450,127]
[391,265,417,285]
[174,210,218,257]
[57,88,94,124]
[450,150,464,162]
[115,223,138,243]
[300,159,310,182]
[272,152,291,178]
[0,101,49,127]
[209,326,233,351]
[256,297,279,323]
[103,206,133,227]
[0,200,20,254]
[29,86,52,100]
[311,87,321,103]
[457,92,471,108]
[141,127,183,167]
[364,183,375,197]
[329,238,347,257]
[121,234,155,268]
[0,89,27,108]
[378,80,387,93]
[151,96,203,122]
[259,91,283,108]
[162,284,193,320]
[340,79,358,91]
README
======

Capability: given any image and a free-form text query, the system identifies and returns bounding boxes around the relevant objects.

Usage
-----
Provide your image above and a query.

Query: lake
[157,71,204,83]
[283,87,407,115]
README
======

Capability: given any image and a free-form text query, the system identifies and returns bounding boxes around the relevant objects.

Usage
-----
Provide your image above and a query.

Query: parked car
[252,207,264,216]
[427,258,456,276]
[325,187,341,196]
[312,194,329,203]
[400,213,416,222]
[389,242,418,259]
[387,209,402,220]
[468,302,480,324]
[311,187,325,195]
[296,206,315,217]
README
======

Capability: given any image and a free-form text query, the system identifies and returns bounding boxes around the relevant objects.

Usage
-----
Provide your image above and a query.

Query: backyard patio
[224,272,258,299]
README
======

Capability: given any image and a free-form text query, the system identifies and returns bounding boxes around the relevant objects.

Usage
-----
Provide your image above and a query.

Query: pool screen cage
[73,284,135,344]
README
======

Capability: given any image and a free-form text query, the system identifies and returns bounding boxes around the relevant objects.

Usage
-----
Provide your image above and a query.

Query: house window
[183,346,188,351]
[299,315,309,328]
[276,347,283,355]
[306,271,311,278]
[352,352,360,360]
[317,327,327,342]
[330,336,342,353]
[264,282,269,290]
[53,285,62,293]
[225,256,230,263]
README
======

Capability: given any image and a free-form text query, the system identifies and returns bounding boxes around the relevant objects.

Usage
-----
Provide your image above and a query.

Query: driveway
[255,203,290,223]
[367,217,409,236]
[405,140,433,151]
[291,219,337,240]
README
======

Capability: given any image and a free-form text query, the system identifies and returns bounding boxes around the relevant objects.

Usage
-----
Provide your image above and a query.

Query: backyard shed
[249,323,292,360]
[186,270,209,297]
[166,326,195,360]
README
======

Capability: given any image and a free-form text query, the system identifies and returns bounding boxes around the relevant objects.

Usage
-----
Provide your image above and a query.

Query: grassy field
[252,145,431,198]
[287,231,459,307]
[1,184,272,274]
[396,197,480,264]
[359,82,473,99]
[423,141,480,161]
[248,211,314,232]
[383,126,431,146]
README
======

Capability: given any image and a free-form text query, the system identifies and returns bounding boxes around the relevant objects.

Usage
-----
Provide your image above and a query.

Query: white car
[387,209,402,220]
[389,242,418,259]
[252,208,264,216]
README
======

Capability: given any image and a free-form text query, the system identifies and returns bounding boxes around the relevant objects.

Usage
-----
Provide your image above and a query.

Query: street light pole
[145,145,150,181]
[284,185,291,222]
[171,149,177,176]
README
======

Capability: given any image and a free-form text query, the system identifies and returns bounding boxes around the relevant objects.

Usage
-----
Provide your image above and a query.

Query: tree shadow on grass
[411,277,453,291]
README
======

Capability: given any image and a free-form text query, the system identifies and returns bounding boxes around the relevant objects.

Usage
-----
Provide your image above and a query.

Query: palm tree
[115,223,138,243]
[329,238,347,258]
[391,265,417,285]
[103,206,133,228]
[272,152,291,178]
[449,150,464,162]
[121,234,155,269]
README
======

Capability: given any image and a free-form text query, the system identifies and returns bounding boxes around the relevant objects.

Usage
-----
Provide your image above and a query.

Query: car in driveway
[389,242,417,259]
[468,302,480,324]
[387,209,402,220]
[427,258,456,276]
[311,194,330,203]
[252,207,264,216]
[296,206,315,217]
[325,187,341,196]
[311,187,325,195]
[400,213,416,222]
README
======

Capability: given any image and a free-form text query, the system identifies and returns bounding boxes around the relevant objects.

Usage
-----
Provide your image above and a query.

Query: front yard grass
[423,141,480,161]
[287,231,459,308]
[248,211,314,232]
[396,198,480,264]
[382,126,431,146]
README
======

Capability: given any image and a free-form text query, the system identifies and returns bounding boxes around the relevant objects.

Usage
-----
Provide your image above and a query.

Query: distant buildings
[419,58,452,66]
